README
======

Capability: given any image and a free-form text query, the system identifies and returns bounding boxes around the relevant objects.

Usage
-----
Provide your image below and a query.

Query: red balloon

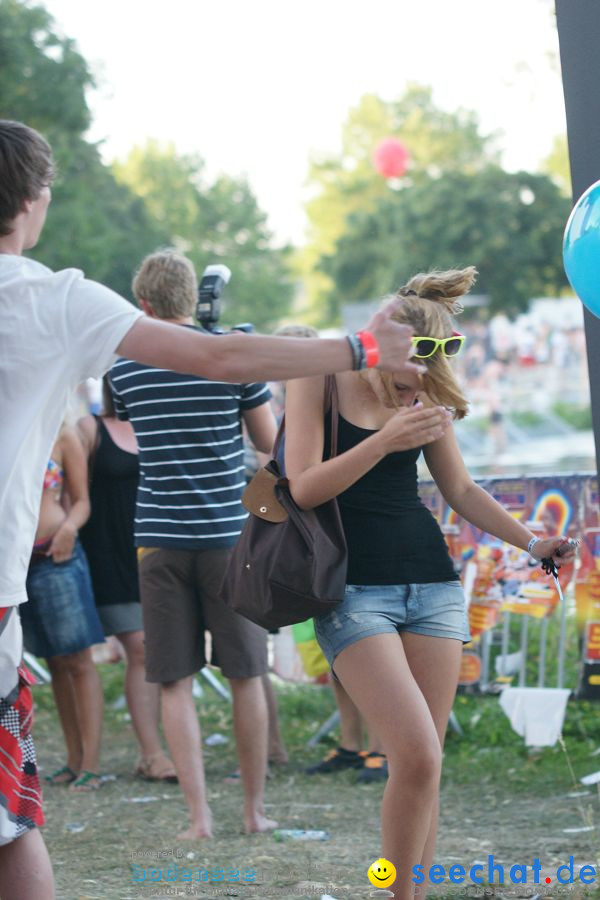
[373,138,409,178]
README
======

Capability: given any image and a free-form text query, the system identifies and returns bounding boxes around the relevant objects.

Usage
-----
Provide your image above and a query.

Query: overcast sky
[43,0,565,244]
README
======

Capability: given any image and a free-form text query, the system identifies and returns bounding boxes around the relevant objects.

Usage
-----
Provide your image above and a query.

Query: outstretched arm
[116,301,419,383]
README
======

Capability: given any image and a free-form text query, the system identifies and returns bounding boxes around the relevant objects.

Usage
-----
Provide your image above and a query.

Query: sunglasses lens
[413,338,437,358]
[444,338,463,357]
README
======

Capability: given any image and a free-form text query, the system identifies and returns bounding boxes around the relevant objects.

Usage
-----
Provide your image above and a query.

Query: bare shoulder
[333,370,361,400]
[59,425,86,458]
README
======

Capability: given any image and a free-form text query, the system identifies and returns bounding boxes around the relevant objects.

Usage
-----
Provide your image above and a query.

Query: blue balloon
[563,179,600,319]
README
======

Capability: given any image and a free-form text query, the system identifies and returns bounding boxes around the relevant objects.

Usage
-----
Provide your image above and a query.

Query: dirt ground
[33,676,600,900]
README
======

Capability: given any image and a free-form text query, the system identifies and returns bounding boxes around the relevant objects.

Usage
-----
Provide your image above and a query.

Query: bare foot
[135,753,178,784]
[244,812,278,834]
[177,823,213,841]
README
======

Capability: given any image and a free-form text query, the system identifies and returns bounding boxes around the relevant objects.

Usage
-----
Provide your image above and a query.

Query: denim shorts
[20,539,105,659]
[314,581,471,667]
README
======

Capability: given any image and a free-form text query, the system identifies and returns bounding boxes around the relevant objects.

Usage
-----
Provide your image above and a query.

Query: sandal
[69,771,102,792]
[134,753,178,784]
[45,765,77,785]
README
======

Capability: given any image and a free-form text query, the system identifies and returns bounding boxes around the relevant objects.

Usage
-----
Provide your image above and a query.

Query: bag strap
[272,374,339,463]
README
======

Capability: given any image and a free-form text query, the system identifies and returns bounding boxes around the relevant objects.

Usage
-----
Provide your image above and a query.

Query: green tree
[0,0,167,297]
[323,167,570,317]
[35,141,168,296]
[115,142,294,330]
[300,86,499,323]
[541,134,572,197]
[0,0,92,138]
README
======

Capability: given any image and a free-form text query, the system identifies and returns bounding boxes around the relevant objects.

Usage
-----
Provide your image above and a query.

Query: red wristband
[356,330,380,368]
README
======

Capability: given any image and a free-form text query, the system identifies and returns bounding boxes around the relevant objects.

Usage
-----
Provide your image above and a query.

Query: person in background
[274,325,388,783]
[232,418,289,777]
[305,678,387,782]
[78,377,177,783]
[110,250,282,840]
[284,267,577,896]
[20,425,105,793]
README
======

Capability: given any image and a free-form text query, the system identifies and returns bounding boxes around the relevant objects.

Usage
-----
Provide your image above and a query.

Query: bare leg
[117,630,168,767]
[332,678,364,752]
[0,829,54,900]
[261,673,288,764]
[63,649,103,787]
[161,676,212,841]
[365,724,384,754]
[229,676,277,833]
[46,656,82,777]
[334,633,443,900]
[333,678,385,754]
[401,632,463,885]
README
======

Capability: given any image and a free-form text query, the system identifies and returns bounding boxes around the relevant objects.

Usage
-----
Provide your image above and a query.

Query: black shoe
[357,752,388,783]
[305,746,366,775]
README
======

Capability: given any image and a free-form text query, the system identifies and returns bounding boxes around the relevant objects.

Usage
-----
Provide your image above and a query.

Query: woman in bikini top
[23,423,106,792]
[32,426,89,562]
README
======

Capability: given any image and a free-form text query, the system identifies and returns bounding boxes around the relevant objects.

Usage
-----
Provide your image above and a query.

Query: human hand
[376,403,452,455]
[529,537,579,568]
[48,521,76,563]
[365,299,425,374]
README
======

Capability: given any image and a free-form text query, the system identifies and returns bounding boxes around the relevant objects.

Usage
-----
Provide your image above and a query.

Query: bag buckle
[242,467,288,523]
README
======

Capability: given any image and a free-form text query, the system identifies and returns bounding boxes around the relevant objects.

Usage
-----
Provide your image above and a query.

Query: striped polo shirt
[109,347,271,550]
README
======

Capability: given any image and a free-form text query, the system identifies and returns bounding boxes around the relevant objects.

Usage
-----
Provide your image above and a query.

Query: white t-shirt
[0,254,142,608]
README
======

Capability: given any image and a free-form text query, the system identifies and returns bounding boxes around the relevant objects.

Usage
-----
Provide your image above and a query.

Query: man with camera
[109,249,279,840]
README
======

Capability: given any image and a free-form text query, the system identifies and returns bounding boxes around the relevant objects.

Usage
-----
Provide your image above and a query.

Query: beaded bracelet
[346,334,364,370]
[527,537,539,556]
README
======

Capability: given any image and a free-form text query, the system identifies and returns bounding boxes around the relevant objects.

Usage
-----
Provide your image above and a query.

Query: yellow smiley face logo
[368,857,397,888]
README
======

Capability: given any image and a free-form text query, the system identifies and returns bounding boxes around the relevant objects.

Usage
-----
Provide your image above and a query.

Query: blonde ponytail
[400,266,478,315]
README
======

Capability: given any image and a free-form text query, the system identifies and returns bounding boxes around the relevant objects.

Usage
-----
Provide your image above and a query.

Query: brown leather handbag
[220,376,347,630]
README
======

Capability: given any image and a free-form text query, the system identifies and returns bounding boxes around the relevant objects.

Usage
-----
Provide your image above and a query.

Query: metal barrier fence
[417,473,599,696]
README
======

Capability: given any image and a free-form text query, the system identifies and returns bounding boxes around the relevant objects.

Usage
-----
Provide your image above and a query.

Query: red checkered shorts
[0,608,44,844]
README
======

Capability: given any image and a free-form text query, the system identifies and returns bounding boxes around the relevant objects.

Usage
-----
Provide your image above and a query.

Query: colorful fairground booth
[421,473,598,698]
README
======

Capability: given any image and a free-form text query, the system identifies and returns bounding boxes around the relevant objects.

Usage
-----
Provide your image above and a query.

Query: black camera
[196,264,253,334]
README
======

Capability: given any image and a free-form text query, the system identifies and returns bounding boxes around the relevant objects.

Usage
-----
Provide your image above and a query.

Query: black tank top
[324,411,458,585]
[80,417,140,606]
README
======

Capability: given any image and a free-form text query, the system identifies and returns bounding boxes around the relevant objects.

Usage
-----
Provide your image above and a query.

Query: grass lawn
[30,650,600,900]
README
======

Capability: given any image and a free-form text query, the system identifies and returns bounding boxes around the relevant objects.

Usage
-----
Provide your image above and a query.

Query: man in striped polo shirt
[110,250,278,840]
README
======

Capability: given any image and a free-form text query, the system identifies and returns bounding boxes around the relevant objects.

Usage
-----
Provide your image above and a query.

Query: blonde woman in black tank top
[78,377,176,784]
[284,268,577,898]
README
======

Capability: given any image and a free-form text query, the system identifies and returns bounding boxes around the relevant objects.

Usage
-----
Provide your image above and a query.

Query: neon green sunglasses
[411,331,465,359]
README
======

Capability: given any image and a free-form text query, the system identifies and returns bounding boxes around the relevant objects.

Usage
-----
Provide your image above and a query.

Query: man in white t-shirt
[0,120,418,898]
